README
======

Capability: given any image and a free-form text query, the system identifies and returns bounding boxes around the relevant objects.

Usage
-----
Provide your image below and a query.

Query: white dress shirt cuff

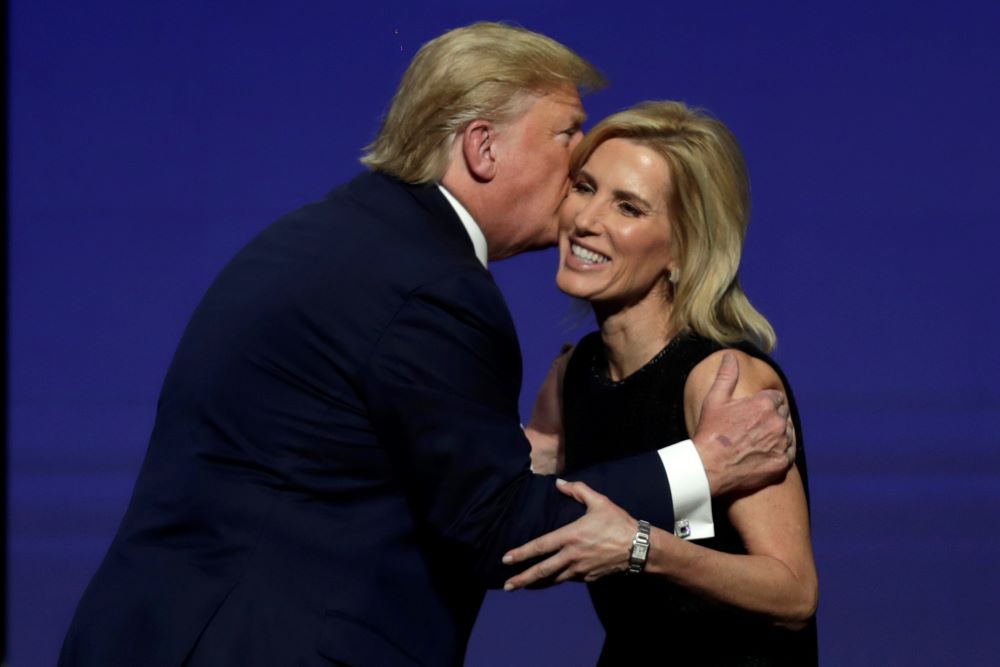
[657,439,715,540]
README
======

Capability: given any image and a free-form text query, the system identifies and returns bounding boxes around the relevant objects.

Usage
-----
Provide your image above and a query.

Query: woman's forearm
[523,426,563,475]
[644,527,818,626]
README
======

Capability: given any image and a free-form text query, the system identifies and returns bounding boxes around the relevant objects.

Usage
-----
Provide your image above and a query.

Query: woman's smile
[556,137,675,307]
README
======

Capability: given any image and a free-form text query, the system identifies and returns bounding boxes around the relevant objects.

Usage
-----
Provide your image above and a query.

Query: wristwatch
[627,520,651,575]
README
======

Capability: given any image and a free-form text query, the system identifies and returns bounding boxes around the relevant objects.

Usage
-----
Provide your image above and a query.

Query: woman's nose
[572,201,603,235]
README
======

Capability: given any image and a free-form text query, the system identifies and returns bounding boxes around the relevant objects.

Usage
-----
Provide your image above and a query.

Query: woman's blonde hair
[361,22,605,183]
[572,101,776,351]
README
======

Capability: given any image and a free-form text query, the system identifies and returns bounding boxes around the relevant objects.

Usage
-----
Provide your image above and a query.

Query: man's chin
[525,236,561,255]
[490,245,547,262]
[491,236,559,262]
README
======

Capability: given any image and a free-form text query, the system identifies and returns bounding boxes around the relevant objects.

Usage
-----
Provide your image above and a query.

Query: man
[60,23,793,666]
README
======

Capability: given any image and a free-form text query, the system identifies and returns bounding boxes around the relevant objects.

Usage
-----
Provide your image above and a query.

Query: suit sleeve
[362,272,675,587]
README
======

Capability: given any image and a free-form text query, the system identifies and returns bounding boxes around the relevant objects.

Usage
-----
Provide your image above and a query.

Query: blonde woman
[510,102,818,665]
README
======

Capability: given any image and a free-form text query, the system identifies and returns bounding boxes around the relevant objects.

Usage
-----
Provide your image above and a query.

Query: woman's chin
[555,272,591,300]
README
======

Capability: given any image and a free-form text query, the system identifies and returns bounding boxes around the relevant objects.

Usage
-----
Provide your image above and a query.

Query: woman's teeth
[571,243,610,264]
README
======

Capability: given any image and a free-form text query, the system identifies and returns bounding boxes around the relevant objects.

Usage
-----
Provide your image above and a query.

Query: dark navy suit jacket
[60,172,676,666]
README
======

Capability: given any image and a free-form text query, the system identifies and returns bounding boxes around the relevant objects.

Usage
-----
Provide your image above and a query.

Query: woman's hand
[524,345,573,474]
[501,479,636,590]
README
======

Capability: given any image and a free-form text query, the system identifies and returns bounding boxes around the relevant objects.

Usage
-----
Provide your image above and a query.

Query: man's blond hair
[361,22,604,183]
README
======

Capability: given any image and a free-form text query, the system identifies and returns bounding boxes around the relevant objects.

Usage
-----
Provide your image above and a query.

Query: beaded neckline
[590,335,683,388]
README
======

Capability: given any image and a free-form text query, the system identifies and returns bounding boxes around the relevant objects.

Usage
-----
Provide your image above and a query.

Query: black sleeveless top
[563,332,818,666]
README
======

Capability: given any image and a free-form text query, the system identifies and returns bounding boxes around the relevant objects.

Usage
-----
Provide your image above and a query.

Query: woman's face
[556,137,675,308]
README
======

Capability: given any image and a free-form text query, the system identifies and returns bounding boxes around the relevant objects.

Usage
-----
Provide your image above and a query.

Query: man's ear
[461,119,498,182]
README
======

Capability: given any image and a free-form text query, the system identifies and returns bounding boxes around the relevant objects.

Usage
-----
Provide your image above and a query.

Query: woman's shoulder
[564,330,604,368]
[572,330,603,352]
[685,336,787,402]
[564,330,787,395]
[673,332,728,368]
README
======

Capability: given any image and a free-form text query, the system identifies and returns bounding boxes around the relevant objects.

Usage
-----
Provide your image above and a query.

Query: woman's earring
[668,267,680,284]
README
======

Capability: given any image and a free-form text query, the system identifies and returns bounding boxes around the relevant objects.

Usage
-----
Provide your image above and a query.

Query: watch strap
[627,519,651,575]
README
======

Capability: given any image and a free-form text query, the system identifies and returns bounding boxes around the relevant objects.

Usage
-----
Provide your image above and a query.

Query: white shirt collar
[437,185,488,268]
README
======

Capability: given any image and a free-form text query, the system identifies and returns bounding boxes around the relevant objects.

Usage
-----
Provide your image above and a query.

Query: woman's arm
[642,472,816,625]
[641,349,817,625]
[523,345,573,475]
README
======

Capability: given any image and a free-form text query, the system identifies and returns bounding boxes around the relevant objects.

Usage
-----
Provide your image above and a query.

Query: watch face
[634,543,649,560]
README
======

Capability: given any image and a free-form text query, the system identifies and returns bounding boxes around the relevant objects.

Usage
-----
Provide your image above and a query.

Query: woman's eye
[619,202,642,217]
[572,181,594,194]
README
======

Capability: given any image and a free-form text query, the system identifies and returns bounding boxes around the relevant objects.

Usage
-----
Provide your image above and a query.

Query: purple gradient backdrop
[9,1,1000,664]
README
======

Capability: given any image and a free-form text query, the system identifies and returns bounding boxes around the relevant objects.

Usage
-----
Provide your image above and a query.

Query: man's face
[487,86,585,260]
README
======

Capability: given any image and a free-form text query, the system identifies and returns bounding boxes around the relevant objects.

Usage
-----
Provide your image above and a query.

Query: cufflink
[674,519,691,539]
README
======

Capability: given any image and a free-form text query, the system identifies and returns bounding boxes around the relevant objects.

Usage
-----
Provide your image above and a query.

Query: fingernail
[503,582,514,592]
[502,554,513,565]
[555,478,567,485]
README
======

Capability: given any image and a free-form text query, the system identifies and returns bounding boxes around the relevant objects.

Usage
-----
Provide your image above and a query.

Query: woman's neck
[594,291,675,382]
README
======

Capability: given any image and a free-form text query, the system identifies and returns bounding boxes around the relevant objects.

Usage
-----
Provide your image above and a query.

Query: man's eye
[558,127,581,144]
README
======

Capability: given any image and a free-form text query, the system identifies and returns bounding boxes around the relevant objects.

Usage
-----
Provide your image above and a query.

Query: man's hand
[524,344,573,475]
[501,479,634,590]
[692,352,796,497]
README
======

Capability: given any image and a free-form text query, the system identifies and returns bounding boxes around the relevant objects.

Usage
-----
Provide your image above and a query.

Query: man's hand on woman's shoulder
[688,352,796,497]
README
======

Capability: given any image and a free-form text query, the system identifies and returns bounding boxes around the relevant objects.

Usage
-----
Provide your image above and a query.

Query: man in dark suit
[60,23,794,666]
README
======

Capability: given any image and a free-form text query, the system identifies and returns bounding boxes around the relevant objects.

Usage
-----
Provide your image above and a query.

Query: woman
[514,101,818,665]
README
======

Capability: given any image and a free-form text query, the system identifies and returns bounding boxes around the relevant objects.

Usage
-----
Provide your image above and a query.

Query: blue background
[9,0,1000,664]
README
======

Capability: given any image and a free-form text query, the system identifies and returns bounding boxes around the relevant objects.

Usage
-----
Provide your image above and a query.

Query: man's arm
[526,348,795,539]
[502,352,796,588]
[503,352,815,626]
[361,273,674,586]
[362,274,792,587]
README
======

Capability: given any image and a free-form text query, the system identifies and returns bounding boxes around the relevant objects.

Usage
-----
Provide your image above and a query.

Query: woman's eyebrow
[611,188,654,211]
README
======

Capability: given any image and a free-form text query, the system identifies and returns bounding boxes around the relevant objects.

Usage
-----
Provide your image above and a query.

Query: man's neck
[437,184,488,267]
